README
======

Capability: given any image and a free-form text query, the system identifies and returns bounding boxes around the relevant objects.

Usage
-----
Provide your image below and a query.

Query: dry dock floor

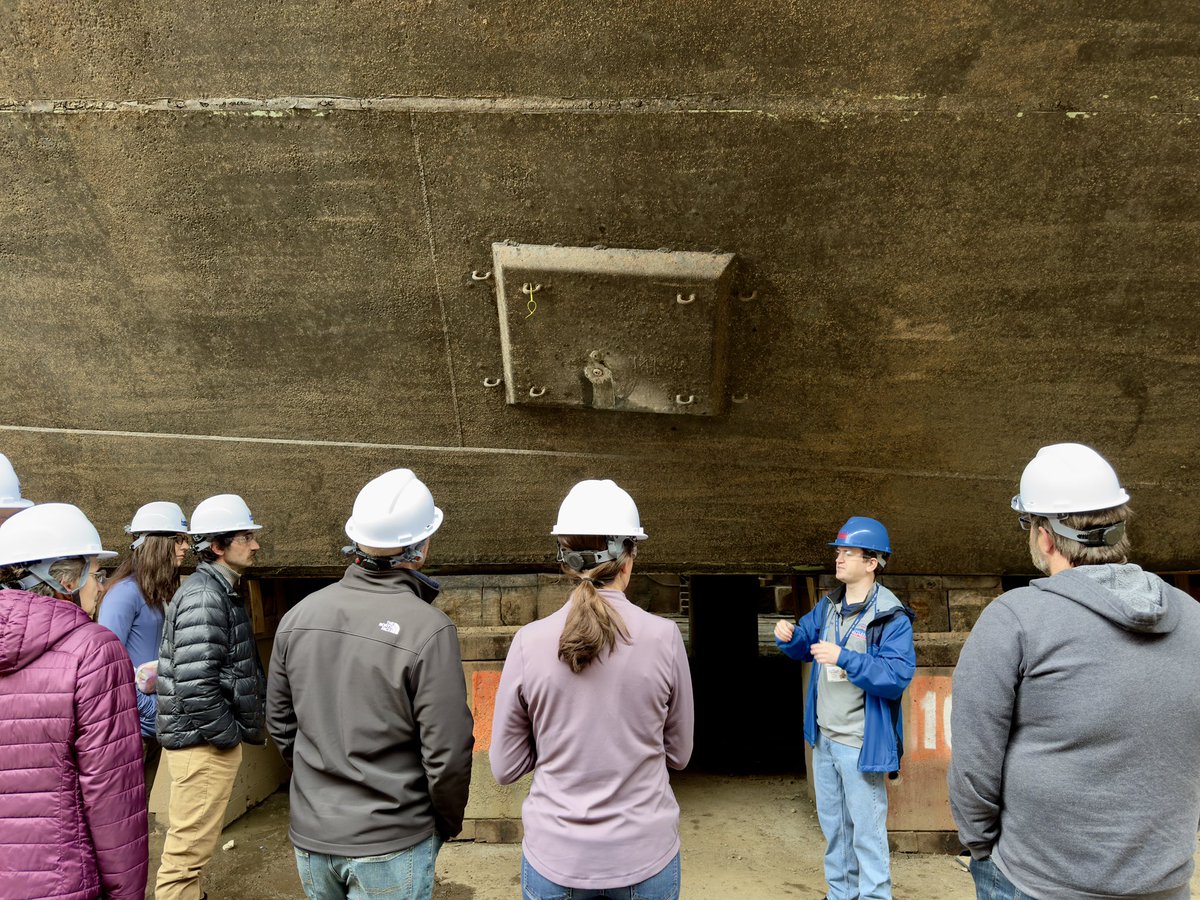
[147,771,1200,899]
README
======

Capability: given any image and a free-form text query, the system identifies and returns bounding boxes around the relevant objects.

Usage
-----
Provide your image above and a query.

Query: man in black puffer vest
[155,493,267,900]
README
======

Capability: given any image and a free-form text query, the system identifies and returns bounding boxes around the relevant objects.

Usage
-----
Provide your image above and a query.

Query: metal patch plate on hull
[493,242,736,416]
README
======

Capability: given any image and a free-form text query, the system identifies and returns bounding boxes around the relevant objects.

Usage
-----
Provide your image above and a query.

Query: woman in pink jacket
[0,503,149,899]
[491,480,695,900]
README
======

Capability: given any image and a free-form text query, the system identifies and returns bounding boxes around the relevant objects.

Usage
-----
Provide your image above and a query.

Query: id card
[825,665,848,682]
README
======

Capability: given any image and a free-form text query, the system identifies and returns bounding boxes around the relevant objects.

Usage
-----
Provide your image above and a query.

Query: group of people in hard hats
[0,461,274,900]
[0,459,694,900]
[2,442,1199,900]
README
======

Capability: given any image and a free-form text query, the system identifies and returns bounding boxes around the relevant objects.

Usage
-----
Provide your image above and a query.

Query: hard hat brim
[1011,489,1131,515]
[187,523,263,537]
[0,499,35,510]
[549,527,649,541]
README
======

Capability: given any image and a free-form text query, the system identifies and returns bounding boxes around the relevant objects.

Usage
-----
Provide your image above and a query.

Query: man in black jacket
[156,494,267,900]
[267,469,474,900]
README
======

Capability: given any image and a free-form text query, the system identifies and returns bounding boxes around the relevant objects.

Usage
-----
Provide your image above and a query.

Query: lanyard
[827,584,878,650]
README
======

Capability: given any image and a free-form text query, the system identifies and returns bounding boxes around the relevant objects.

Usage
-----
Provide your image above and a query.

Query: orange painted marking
[906,673,953,762]
[472,670,502,753]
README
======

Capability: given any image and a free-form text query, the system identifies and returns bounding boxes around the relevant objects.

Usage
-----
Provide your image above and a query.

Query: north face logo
[379,621,400,635]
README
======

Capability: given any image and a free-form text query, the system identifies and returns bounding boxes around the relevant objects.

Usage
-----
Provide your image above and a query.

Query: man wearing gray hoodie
[949,443,1200,900]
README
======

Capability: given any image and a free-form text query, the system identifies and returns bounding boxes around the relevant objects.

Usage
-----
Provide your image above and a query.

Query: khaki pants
[155,743,242,900]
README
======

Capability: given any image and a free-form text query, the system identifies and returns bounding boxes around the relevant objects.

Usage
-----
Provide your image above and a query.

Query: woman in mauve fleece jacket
[491,480,695,899]
[0,560,148,898]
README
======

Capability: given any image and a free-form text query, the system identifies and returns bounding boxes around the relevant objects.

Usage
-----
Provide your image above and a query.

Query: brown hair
[104,534,181,611]
[556,535,634,673]
[1032,504,1132,567]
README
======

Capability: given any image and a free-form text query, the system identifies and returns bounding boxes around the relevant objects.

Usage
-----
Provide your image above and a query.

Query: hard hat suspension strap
[1045,516,1126,548]
[20,560,83,600]
[556,536,629,571]
[341,544,425,570]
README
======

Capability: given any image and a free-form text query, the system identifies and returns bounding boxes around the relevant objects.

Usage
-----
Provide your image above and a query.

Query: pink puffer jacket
[0,588,148,899]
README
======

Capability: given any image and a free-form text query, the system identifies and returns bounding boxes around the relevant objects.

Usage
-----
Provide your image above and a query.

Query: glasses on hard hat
[833,548,866,560]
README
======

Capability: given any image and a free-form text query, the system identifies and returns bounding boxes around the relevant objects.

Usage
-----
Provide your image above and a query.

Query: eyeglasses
[89,569,107,587]
[174,535,192,547]
[1018,514,1033,532]
[834,548,866,560]
[231,532,259,545]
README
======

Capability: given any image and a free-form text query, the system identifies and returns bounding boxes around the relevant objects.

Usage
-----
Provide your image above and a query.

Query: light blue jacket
[776,583,916,773]
[97,577,164,737]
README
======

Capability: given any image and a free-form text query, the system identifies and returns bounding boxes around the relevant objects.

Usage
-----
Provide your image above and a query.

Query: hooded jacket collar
[340,564,441,605]
[0,588,91,675]
[1033,563,1178,634]
[824,582,910,622]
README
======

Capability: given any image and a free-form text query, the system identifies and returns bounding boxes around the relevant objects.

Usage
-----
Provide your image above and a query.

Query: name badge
[826,665,848,682]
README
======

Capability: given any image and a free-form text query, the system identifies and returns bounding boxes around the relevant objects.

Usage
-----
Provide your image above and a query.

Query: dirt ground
[147,772,1200,899]
[147,771,979,899]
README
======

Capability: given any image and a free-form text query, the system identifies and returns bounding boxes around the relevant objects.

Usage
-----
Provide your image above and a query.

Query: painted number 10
[907,675,953,759]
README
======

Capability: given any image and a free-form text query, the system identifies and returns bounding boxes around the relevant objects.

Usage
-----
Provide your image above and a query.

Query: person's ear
[1036,526,1056,556]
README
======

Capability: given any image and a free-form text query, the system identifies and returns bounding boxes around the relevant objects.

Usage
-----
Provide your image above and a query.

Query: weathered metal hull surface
[1,4,1198,573]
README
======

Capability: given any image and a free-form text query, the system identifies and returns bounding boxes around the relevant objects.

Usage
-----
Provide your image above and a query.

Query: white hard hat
[0,503,117,567]
[1012,443,1130,515]
[188,494,262,536]
[345,469,443,549]
[127,501,188,535]
[551,479,648,540]
[0,453,34,511]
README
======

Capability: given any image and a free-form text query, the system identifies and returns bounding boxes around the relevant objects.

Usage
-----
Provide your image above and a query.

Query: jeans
[969,857,1039,900]
[521,852,681,900]
[294,834,442,900]
[812,732,892,900]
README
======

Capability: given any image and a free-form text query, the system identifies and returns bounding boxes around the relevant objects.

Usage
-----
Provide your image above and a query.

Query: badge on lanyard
[822,585,878,684]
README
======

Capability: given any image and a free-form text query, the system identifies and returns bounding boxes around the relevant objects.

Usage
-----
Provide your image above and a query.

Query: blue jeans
[294,834,442,900]
[812,732,892,900]
[969,857,1038,900]
[521,852,681,900]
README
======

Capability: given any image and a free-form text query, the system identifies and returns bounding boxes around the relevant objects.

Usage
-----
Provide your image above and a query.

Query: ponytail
[557,535,633,673]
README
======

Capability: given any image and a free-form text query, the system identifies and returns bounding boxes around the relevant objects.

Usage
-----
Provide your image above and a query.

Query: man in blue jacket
[775,517,916,900]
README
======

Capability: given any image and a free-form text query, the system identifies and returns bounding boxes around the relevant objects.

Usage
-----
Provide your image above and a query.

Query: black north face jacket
[157,561,267,750]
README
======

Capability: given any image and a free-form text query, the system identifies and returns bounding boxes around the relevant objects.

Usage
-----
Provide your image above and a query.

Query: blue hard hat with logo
[829,516,891,554]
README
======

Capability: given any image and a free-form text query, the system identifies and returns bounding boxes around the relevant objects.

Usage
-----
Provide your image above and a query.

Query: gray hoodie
[949,564,1200,900]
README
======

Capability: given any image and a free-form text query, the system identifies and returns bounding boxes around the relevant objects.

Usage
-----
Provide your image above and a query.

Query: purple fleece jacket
[491,589,694,889]
[0,588,148,899]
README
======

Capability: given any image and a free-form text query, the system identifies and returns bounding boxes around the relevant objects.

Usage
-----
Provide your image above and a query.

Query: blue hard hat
[828,516,891,554]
